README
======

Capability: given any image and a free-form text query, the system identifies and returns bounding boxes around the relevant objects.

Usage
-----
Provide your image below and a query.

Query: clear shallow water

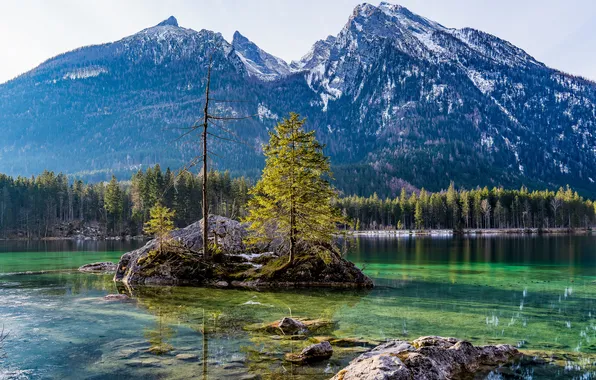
[0,235,595,379]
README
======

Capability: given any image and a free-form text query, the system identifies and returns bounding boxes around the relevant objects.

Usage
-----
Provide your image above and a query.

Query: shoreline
[349,227,593,237]
[1,228,593,242]
[0,235,148,242]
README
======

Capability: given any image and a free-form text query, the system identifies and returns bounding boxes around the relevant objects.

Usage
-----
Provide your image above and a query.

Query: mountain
[1,5,595,197]
[232,31,292,81]
[0,16,268,178]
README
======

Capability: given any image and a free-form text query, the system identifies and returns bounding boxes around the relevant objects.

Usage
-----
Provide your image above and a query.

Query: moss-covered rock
[240,245,374,288]
[245,317,336,336]
[114,216,246,285]
[112,216,373,288]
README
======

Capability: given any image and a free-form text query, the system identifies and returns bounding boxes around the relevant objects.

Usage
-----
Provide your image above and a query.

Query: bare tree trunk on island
[202,61,211,259]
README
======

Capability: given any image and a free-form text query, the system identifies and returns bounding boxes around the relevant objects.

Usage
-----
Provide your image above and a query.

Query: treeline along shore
[0,167,594,239]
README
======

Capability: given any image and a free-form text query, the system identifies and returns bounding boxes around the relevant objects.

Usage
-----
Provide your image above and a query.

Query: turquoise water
[0,235,595,379]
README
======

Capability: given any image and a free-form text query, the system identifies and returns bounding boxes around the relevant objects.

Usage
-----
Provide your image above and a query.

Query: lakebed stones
[175,353,199,361]
[104,293,131,301]
[246,317,335,337]
[331,336,521,380]
[79,262,118,273]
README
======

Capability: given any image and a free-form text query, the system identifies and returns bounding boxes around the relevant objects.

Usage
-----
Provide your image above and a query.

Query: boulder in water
[278,317,307,335]
[285,341,333,363]
[331,336,520,380]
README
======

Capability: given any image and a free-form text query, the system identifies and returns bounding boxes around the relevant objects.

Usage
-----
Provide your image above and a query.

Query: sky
[0,0,595,83]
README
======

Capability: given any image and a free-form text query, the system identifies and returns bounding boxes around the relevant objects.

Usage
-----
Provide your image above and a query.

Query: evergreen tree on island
[144,203,175,255]
[245,113,343,266]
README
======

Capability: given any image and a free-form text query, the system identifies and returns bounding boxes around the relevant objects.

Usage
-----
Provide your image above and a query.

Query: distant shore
[349,228,594,237]
[0,235,147,242]
[1,228,593,242]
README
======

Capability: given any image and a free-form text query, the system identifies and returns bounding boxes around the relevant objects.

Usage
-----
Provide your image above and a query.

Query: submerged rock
[313,336,379,348]
[104,293,130,301]
[331,336,520,380]
[286,341,333,363]
[175,353,199,361]
[247,317,335,336]
[79,262,117,273]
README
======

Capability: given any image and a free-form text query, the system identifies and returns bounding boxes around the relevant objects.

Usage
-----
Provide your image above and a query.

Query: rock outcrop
[331,336,521,380]
[79,262,118,273]
[232,247,374,289]
[114,215,246,285]
[113,215,373,288]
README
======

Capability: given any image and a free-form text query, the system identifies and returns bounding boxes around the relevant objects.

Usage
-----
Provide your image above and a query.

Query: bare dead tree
[480,199,492,229]
[201,61,212,260]
[167,56,257,260]
[551,197,562,228]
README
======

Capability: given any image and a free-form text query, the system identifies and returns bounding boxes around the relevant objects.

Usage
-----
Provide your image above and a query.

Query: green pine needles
[245,113,343,265]
[144,204,176,254]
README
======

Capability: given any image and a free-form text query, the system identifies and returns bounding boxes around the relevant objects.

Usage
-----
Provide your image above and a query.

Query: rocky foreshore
[246,317,523,379]
[112,215,373,289]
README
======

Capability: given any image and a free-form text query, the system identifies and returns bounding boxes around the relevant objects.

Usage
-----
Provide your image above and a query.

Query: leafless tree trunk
[202,62,212,259]
[481,199,491,229]
[551,198,562,228]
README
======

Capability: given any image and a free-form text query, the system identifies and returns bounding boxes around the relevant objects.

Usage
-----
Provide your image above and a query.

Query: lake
[0,236,595,379]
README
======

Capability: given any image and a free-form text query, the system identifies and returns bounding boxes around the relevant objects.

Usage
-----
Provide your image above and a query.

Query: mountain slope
[232,31,293,81]
[290,2,596,194]
[0,5,595,197]
[0,17,267,177]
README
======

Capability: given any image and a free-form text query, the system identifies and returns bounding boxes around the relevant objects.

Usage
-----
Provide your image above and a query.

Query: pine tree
[414,200,424,230]
[245,113,342,265]
[446,182,459,229]
[104,175,124,234]
[144,204,176,254]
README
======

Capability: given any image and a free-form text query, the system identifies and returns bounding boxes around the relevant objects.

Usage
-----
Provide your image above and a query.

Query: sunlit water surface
[0,236,595,379]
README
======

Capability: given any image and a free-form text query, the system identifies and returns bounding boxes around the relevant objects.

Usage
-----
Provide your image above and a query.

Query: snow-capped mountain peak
[291,1,547,112]
[290,35,336,71]
[156,16,179,27]
[1,2,594,196]
[232,31,292,81]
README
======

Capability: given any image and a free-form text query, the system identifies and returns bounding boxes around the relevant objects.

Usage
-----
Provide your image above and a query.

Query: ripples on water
[0,235,594,379]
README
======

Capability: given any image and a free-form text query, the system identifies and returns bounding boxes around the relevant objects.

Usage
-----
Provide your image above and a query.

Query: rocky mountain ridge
[1,3,595,196]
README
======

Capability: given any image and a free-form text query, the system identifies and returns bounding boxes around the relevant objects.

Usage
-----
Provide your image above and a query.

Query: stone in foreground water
[331,336,520,380]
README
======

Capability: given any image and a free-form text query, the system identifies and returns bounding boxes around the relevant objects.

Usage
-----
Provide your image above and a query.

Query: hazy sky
[1,0,595,83]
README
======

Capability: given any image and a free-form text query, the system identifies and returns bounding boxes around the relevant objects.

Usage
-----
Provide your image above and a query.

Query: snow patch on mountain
[63,67,108,80]
[467,70,494,94]
[257,104,279,121]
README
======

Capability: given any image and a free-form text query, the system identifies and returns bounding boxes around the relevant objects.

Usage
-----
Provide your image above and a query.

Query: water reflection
[0,236,595,378]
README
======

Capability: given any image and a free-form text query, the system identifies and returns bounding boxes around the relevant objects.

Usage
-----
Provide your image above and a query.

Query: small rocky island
[111,114,373,289]
[113,215,373,288]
